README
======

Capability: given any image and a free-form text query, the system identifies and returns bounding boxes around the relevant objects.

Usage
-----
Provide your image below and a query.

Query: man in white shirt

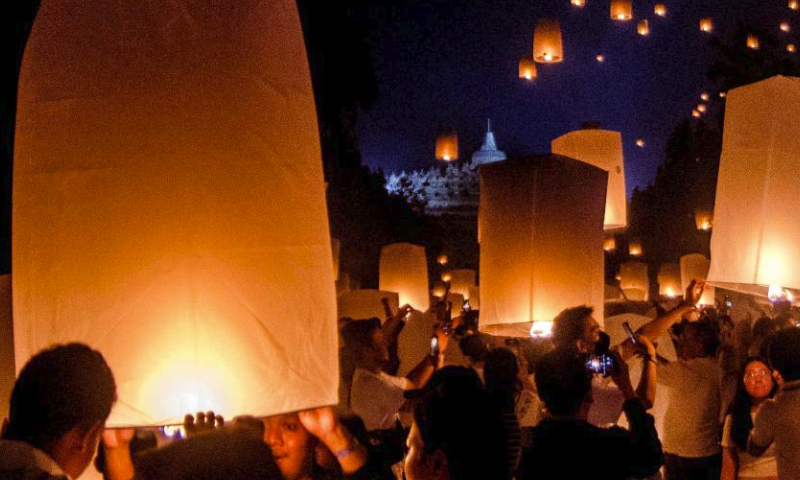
[0,343,117,480]
[658,320,724,480]
[343,317,449,431]
[749,328,800,480]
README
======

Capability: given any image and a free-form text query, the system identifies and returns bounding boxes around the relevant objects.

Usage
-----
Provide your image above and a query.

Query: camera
[430,335,439,357]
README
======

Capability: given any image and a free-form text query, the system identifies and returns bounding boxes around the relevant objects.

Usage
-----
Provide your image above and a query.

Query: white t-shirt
[349,368,411,431]
[750,380,800,480]
[587,374,626,426]
[721,413,778,478]
[658,357,723,457]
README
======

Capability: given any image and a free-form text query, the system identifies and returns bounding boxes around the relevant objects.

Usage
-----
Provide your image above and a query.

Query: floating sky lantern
[610,0,633,20]
[708,76,800,298]
[629,240,643,257]
[379,243,430,311]
[431,281,447,299]
[654,3,667,17]
[781,22,791,33]
[571,0,586,7]
[449,269,477,299]
[533,19,564,63]
[596,54,606,63]
[637,20,650,36]
[697,104,707,113]
[619,261,649,301]
[701,92,710,101]
[337,290,400,322]
[437,254,449,265]
[635,138,645,147]
[658,264,682,298]
[680,254,716,306]
[435,132,459,161]
[789,44,797,53]
[478,155,606,337]
[551,129,628,230]
[604,237,617,252]
[747,35,760,50]
[13,0,338,426]
[441,271,453,283]
[519,58,538,80]
[692,109,701,118]
[695,209,713,231]
[791,0,799,11]
[719,91,728,98]
[700,18,713,33]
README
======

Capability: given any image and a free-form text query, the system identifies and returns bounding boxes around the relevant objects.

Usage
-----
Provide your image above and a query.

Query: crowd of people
[1,281,799,480]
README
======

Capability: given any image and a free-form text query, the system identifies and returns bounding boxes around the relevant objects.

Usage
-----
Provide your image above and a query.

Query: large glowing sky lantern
[479,155,607,337]
[13,0,338,426]
[707,76,800,300]
[552,129,627,230]
[379,243,430,312]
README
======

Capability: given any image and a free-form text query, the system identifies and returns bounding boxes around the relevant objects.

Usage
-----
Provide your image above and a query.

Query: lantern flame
[611,0,633,21]
[435,132,459,162]
[700,18,713,33]
[692,109,701,118]
[701,93,709,101]
[698,104,707,113]
[747,35,760,50]
[533,19,564,63]
[519,58,538,80]
[791,0,800,10]
[437,254,448,265]
[781,22,791,33]
[596,54,606,63]
[571,0,585,6]
[637,20,650,36]
[768,285,794,303]
[788,44,797,53]
[654,3,667,16]
[530,321,554,338]
[441,272,453,283]
[604,238,616,252]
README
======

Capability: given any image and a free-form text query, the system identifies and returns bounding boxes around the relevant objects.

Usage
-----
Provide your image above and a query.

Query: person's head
[405,367,507,480]
[551,306,600,353]
[729,357,777,451]
[766,327,800,382]
[3,343,116,479]
[680,320,720,359]
[534,349,592,419]
[458,334,489,367]
[340,318,388,368]
[483,347,520,406]
[262,413,317,480]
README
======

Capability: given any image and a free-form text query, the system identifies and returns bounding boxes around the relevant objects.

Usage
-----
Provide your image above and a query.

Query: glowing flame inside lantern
[596,54,606,62]
[700,18,713,32]
[571,0,585,6]
[604,238,616,252]
[701,93,709,101]
[432,286,446,298]
[792,0,800,10]
[629,242,643,256]
[768,285,794,303]
[636,138,645,147]
[637,20,650,36]
[781,22,791,32]
[664,287,677,298]
[441,272,453,283]
[747,35,760,50]
[654,3,667,16]
[788,44,797,53]
[693,110,701,118]
[698,104,707,113]
[437,254,448,265]
[530,321,554,338]
[719,91,727,98]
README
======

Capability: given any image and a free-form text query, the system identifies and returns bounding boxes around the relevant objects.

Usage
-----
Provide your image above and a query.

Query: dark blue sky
[356,0,796,196]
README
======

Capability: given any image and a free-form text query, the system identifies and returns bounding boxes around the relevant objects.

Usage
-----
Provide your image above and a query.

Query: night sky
[356,0,797,195]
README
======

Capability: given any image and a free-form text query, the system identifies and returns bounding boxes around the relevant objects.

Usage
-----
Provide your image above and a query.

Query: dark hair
[728,357,776,450]
[484,347,520,408]
[551,306,594,349]
[752,316,778,341]
[413,367,507,480]
[534,348,592,416]
[767,328,800,381]
[340,317,382,355]
[3,343,116,449]
[684,320,721,357]
[459,334,490,364]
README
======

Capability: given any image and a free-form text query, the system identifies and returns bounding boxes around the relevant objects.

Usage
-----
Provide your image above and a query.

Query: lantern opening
[768,285,794,303]
[533,19,564,64]
[530,321,554,338]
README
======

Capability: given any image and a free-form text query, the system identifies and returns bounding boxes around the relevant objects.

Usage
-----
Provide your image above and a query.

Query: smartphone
[430,335,439,357]
[463,299,471,311]
[622,321,637,345]
[585,353,614,375]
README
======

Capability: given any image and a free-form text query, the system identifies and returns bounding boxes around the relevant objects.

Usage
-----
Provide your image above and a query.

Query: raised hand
[101,428,135,450]
[297,406,339,440]
[184,410,224,438]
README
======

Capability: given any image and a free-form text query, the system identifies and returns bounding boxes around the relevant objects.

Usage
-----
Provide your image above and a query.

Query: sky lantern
[788,44,797,53]
[695,209,713,231]
[658,264,682,298]
[700,18,713,33]
[701,92,710,101]
[441,271,453,283]
[571,0,586,6]
[637,20,651,36]
[747,35,760,50]
[435,132,459,161]
[791,0,799,11]
[708,76,800,298]
[629,240,643,257]
[551,129,628,230]
[692,109,701,118]
[604,238,617,252]
[519,58,538,80]
[478,155,607,337]
[337,290,399,322]
[697,103,707,113]
[379,243,430,311]
[533,19,564,63]
[719,91,728,98]
[437,254,448,265]
[635,138,645,147]
[12,0,338,426]
[449,269,477,299]
[654,3,667,17]
[610,0,633,20]
[680,254,716,306]
[619,261,649,301]
[780,22,791,33]
[596,54,606,63]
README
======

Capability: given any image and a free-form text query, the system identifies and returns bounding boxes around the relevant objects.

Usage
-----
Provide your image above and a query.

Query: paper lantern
[596,54,606,63]
[449,269,477,299]
[13,0,338,426]
[431,281,447,299]
[331,238,341,281]
[336,272,354,297]
[791,0,800,10]
[571,0,586,6]
[680,254,716,306]
[719,91,728,98]
[637,20,650,36]
[0,275,12,420]
[695,209,713,231]
[697,104,707,113]
[781,22,791,33]
[610,0,633,20]
[441,271,453,283]
[437,254,449,265]
[636,138,645,147]
[747,35,760,50]
[619,261,649,301]
[533,19,564,63]
[468,286,481,310]
[692,109,702,118]
[701,93,710,101]
[337,290,399,322]
[788,44,797,53]
[700,18,713,33]
[396,310,435,376]
[379,243,430,311]
[435,132,459,161]
[519,58,538,80]
[629,240,643,257]
[708,76,800,298]
[658,264,682,298]
[654,3,667,17]
[478,155,607,337]
[604,238,617,252]
[551,129,628,230]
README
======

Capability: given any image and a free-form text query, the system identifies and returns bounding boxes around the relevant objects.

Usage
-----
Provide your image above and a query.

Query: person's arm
[298,407,369,475]
[101,428,136,480]
[381,300,412,342]
[721,447,738,480]
[747,401,774,457]
[405,320,453,388]
[633,336,657,410]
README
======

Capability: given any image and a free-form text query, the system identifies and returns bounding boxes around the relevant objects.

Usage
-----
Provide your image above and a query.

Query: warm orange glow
[533,19,564,63]
[701,92,710,101]
[379,243,430,311]
[610,0,633,20]
[432,285,446,299]
[530,321,554,338]
[435,132,459,161]
[658,263,682,299]
[636,138,645,147]
[629,240,643,256]
[692,109,701,118]
[619,261,649,301]
[791,0,800,10]
[781,22,791,33]
[519,58,538,80]
[747,35,760,50]
[637,20,650,36]
[695,209,713,231]
[788,44,797,53]
[571,0,586,6]
[654,3,667,16]
[441,272,453,283]
[596,54,606,63]
[604,238,617,252]
[700,18,713,33]
[437,254,448,265]
[768,285,794,302]
[719,91,727,98]
[450,269,476,300]
[697,103,707,113]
